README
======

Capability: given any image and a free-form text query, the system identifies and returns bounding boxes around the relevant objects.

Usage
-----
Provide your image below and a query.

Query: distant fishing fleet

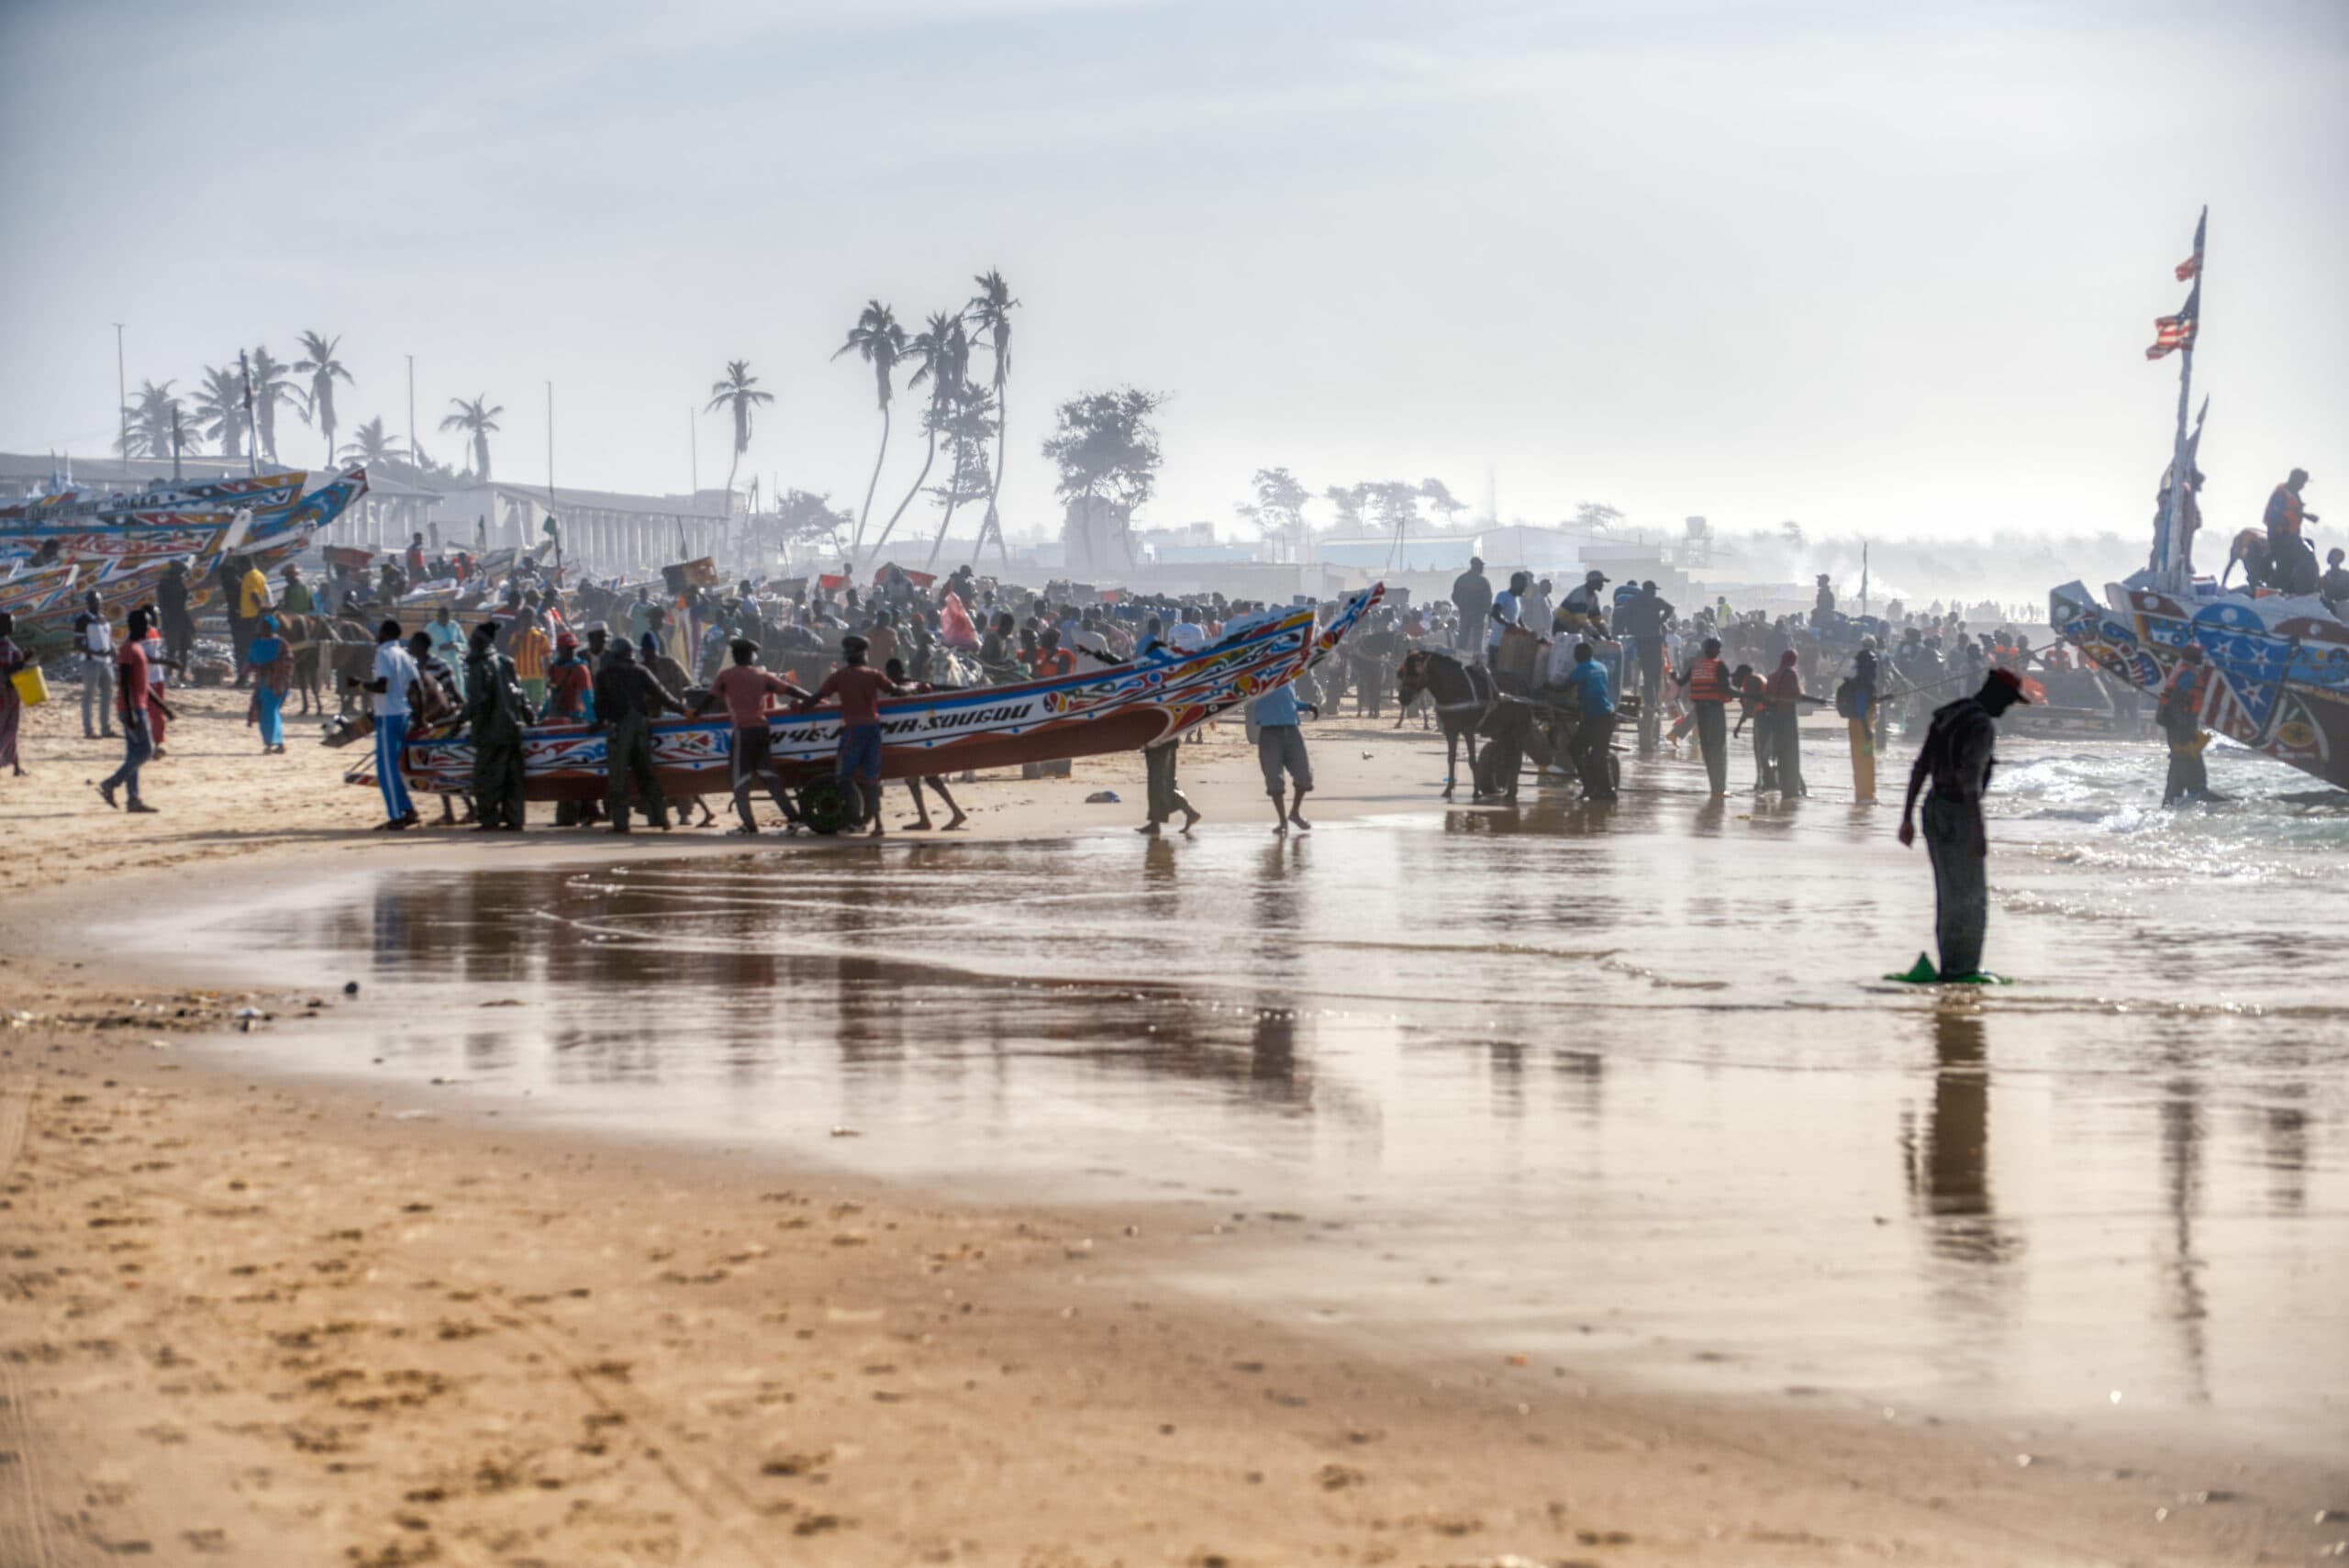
[2054,209,2349,793]
[0,465,371,644]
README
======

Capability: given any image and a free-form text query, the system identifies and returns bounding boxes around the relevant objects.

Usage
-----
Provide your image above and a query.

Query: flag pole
[2157,206,2204,584]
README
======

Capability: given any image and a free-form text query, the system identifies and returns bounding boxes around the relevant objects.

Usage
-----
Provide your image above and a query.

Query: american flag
[2146,280,2200,360]
[2176,207,2206,281]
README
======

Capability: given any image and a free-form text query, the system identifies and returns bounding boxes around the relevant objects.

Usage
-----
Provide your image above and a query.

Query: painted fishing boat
[0,561,80,617]
[2051,209,2349,792]
[0,467,362,562]
[349,584,1386,829]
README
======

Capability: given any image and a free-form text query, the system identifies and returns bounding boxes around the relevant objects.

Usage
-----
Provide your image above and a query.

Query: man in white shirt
[1169,606,1206,654]
[78,595,116,739]
[352,619,421,829]
[1487,571,1530,653]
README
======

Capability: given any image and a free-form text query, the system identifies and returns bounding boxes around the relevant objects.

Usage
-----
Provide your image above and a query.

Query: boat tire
[796,777,853,837]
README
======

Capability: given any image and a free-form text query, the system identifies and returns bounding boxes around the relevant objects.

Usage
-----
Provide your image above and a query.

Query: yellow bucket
[10,664,49,706]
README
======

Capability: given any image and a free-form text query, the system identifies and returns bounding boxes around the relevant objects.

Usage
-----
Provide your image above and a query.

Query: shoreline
[5,691,2344,1564]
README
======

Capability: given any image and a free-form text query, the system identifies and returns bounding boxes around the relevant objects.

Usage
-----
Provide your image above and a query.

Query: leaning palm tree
[705,359,774,516]
[832,300,907,554]
[439,395,504,480]
[338,415,407,470]
[191,364,250,459]
[117,379,178,459]
[246,344,303,463]
[294,331,354,467]
[966,270,1019,563]
[869,312,965,555]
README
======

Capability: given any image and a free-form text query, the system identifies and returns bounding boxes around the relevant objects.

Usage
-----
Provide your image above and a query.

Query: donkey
[1395,650,1542,801]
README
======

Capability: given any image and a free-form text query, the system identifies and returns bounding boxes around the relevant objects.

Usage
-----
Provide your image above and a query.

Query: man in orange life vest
[1675,637,1735,798]
[2265,469,2320,595]
[2155,644,2211,806]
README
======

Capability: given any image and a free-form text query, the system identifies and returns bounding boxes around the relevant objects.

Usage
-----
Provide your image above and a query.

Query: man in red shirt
[804,633,904,836]
[98,607,171,813]
[710,639,808,835]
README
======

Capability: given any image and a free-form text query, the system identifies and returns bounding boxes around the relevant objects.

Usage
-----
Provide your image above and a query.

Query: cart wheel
[796,777,853,836]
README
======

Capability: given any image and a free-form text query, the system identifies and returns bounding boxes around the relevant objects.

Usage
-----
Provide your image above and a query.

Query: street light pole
[113,322,128,478]
[406,354,417,472]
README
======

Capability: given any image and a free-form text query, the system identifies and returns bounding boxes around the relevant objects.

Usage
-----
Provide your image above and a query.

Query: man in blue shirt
[1251,681,1318,832]
[1559,641,1618,801]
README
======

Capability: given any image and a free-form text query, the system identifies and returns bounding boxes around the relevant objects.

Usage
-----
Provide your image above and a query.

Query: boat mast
[2156,207,2204,585]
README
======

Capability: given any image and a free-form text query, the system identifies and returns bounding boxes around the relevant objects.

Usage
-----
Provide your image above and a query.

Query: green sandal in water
[1884,953,2013,985]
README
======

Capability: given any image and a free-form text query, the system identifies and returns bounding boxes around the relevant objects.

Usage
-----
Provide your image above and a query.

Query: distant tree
[872,313,965,555]
[1574,501,1625,532]
[966,269,1019,564]
[246,345,303,464]
[772,488,853,553]
[338,415,407,469]
[705,358,774,516]
[1252,466,1310,561]
[1041,387,1164,514]
[1369,481,1423,565]
[117,380,178,459]
[1780,518,1805,548]
[1419,477,1468,532]
[925,380,996,568]
[192,364,249,459]
[294,331,353,467]
[439,395,504,480]
[1321,483,1367,536]
[833,300,907,553]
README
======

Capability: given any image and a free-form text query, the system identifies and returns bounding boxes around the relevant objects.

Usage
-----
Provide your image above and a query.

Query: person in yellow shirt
[511,612,553,710]
[239,559,271,620]
[228,554,270,687]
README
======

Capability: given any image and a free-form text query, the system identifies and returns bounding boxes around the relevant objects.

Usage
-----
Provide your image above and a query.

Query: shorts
[1257,724,1312,794]
[836,722,884,784]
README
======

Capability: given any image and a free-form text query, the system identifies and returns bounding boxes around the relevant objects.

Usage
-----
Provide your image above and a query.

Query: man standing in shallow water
[1898,668,2030,981]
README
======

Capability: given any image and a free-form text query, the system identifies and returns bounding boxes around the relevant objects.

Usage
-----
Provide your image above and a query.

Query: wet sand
[5,684,2346,1564]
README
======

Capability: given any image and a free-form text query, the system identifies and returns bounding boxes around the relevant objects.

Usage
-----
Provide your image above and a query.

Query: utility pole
[406,354,417,472]
[238,349,257,475]
[688,406,699,500]
[112,323,128,477]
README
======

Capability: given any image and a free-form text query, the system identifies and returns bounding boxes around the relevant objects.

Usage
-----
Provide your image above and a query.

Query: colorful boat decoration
[2052,581,2349,790]
[0,561,81,617]
[0,468,361,562]
[350,585,1386,816]
[2051,210,2349,793]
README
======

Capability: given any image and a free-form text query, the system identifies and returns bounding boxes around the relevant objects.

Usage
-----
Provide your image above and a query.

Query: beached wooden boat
[351,585,1385,825]
[0,467,364,562]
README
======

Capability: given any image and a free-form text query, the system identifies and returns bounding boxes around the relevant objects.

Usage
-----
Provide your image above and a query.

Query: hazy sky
[4,0,2342,557]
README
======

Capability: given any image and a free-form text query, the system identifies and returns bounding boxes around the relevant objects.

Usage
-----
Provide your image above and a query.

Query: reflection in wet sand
[130,763,2349,1458]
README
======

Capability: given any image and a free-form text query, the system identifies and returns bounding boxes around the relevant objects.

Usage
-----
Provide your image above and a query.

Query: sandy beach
[4,686,2344,1567]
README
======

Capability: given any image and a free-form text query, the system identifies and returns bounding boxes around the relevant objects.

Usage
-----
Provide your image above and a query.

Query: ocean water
[116,729,2348,1458]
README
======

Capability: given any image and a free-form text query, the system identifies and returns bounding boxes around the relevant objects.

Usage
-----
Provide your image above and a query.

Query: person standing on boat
[805,633,906,839]
[1898,668,2030,982]
[2155,645,2212,806]
[2266,470,2320,595]
[1251,679,1318,833]
[1450,558,1492,661]
[2322,548,2349,615]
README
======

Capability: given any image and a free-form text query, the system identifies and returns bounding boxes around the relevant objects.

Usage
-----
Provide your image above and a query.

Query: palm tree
[294,331,354,467]
[832,300,907,554]
[704,359,774,516]
[246,345,302,463]
[117,380,178,459]
[966,270,1018,563]
[439,395,504,480]
[925,380,996,568]
[191,364,250,459]
[338,415,407,469]
[870,312,965,555]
